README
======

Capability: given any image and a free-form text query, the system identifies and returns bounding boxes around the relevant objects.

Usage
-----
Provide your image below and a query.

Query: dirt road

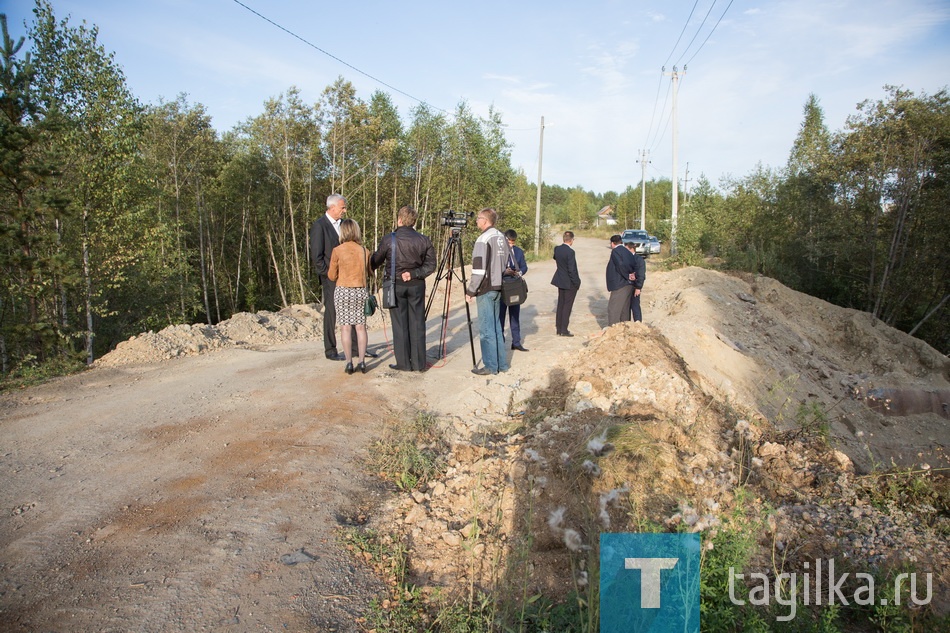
[3,233,947,631]
[0,235,611,632]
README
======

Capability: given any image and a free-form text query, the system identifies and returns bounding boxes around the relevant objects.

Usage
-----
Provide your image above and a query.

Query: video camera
[441,210,474,228]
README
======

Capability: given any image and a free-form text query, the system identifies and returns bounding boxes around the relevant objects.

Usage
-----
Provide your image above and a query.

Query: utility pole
[639,149,649,231]
[666,66,684,256]
[534,116,544,257]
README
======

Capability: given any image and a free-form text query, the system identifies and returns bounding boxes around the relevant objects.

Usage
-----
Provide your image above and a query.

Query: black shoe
[559,331,574,337]
[357,362,367,374]
[471,367,494,376]
[326,352,345,361]
[388,364,411,372]
[344,362,354,375]
[512,344,529,351]
[364,350,379,358]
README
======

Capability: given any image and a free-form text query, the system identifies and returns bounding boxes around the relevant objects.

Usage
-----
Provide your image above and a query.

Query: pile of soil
[371,320,950,616]
[95,304,328,367]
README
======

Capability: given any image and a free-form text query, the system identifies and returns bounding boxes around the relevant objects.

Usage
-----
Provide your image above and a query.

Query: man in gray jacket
[465,208,511,375]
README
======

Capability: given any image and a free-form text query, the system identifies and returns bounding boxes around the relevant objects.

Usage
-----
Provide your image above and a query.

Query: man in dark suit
[310,194,347,360]
[500,229,529,351]
[624,240,647,322]
[606,234,636,326]
[310,194,378,361]
[550,231,581,336]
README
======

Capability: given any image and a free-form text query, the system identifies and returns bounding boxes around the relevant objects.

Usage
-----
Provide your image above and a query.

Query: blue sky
[5,0,950,193]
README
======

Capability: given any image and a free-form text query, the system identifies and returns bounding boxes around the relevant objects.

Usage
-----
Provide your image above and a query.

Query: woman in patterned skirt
[328,219,372,374]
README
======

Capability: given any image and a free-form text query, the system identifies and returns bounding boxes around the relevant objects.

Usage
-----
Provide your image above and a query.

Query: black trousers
[321,275,338,357]
[555,287,578,334]
[390,281,428,371]
[630,290,643,322]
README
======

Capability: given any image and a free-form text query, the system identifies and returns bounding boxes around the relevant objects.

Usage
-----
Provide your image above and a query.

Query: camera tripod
[425,226,477,367]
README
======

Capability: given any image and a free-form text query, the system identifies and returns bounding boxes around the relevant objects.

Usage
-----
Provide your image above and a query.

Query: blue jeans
[476,291,509,373]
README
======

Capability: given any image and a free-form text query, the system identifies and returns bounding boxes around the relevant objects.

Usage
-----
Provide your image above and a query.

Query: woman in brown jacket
[328,219,372,374]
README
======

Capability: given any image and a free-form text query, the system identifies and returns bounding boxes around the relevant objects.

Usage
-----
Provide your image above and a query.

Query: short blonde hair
[339,218,362,244]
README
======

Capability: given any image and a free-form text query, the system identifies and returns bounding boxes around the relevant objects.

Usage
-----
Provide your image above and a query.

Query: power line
[662,0,701,69]
[683,0,735,67]
[230,0,448,115]
[674,0,720,68]
[642,70,668,150]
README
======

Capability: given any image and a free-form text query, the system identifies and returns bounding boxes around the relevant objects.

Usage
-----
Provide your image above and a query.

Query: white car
[648,236,661,254]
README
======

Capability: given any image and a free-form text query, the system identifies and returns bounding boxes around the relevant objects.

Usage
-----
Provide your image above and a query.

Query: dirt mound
[95,304,327,367]
[647,267,950,473]
[374,345,949,620]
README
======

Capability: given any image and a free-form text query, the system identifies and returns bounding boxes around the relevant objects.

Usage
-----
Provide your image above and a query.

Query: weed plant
[368,411,447,491]
[0,353,85,391]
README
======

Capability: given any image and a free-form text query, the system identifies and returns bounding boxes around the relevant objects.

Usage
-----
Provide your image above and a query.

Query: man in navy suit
[500,229,529,351]
[550,231,581,336]
[624,240,647,322]
[606,234,636,326]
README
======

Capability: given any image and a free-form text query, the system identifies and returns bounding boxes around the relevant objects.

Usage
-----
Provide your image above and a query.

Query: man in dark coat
[550,231,581,337]
[606,234,636,326]
[371,205,436,372]
[624,240,647,322]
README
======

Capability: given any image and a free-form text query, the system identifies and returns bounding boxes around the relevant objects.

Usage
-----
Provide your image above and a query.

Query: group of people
[311,194,647,376]
[548,230,647,335]
[310,197,529,376]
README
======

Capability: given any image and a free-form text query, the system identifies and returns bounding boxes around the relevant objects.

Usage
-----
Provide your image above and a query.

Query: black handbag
[381,233,397,309]
[501,274,528,306]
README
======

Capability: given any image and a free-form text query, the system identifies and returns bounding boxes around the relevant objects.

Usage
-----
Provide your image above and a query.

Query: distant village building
[596,205,618,227]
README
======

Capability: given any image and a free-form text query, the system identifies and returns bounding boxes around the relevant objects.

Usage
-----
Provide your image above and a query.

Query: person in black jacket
[550,231,581,336]
[624,240,647,322]
[606,234,637,326]
[371,206,436,372]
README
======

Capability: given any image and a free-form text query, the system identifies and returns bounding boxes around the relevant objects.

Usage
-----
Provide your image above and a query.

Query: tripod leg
[425,235,453,320]
[453,237,478,368]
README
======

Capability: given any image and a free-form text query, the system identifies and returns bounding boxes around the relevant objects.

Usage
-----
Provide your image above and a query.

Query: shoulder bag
[381,233,397,309]
[501,249,528,306]
[502,274,528,306]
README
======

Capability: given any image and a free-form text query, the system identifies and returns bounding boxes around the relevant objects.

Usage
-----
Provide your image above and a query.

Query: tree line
[0,2,539,374]
[2,1,946,380]
[677,90,949,355]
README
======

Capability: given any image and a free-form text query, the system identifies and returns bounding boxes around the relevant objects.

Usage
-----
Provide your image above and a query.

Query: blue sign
[600,533,701,633]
